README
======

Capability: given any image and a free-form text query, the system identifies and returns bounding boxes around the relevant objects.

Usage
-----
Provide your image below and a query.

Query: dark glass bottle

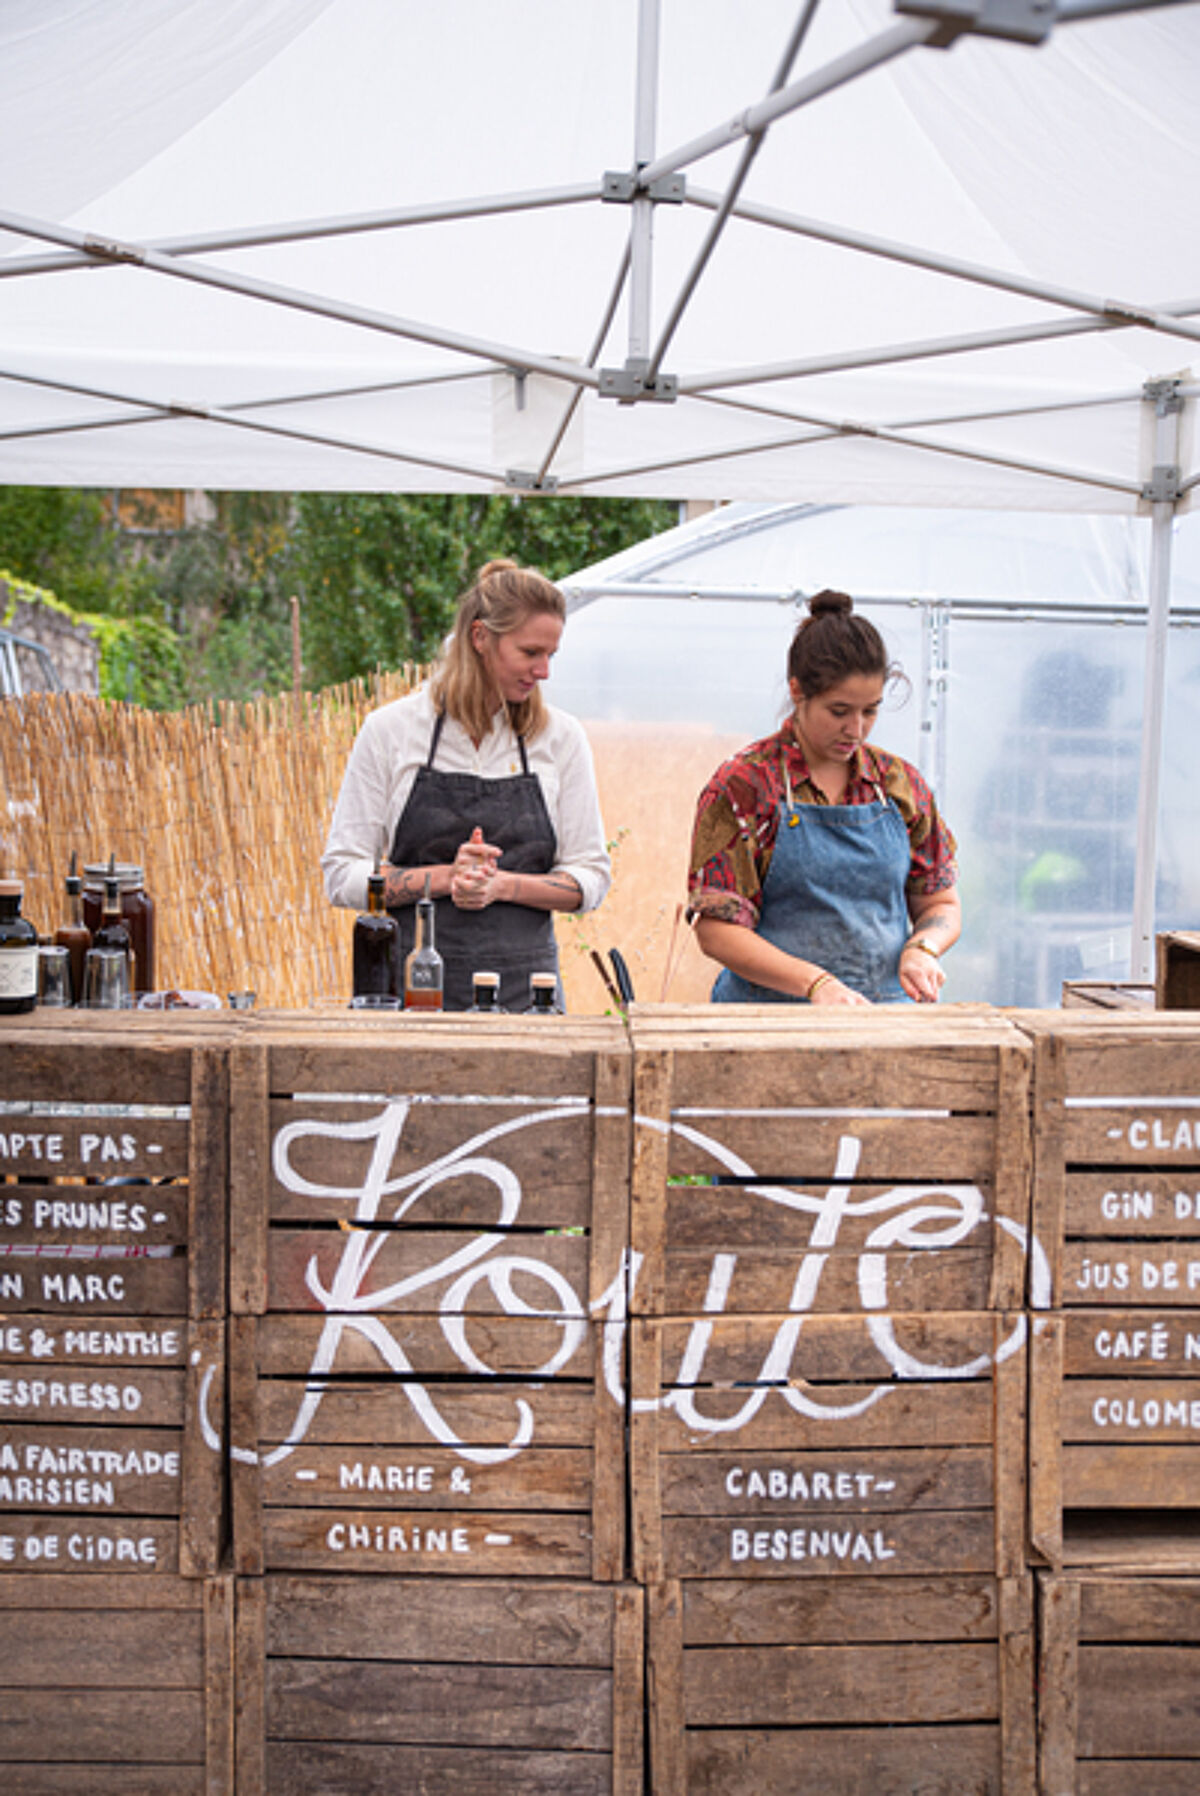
[467,970,503,1013]
[403,876,444,1011]
[527,972,563,1015]
[82,861,155,994]
[0,880,39,1013]
[93,873,136,985]
[353,867,399,997]
[54,852,91,1003]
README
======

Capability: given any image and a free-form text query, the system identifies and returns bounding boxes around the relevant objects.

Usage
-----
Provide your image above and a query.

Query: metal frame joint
[505,469,559,493]
[601,170,686,205]
[1144,376,1184,417]
[893,0,1055,45]
[1142,463,1181,505]
[598,360,678,405]
[82,235,147,267]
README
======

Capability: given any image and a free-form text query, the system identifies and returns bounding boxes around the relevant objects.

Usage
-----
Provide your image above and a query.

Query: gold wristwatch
[908,938,939,958]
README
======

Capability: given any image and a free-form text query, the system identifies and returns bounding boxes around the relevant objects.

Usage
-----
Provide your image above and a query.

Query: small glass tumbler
[348,993,402,1011]
[37,944,74,1007]
[82,946,133,1010]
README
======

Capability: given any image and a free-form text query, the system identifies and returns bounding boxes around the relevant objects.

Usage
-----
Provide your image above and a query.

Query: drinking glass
[349,993,402,1010]
[82,946,133,1009]
[37,944,73,1007]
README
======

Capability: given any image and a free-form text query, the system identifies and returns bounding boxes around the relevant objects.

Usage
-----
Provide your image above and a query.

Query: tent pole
[627,0,662,365]
[1130,378,1184,983]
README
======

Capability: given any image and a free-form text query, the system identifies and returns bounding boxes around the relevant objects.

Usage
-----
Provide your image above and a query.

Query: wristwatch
[908,938,940,958]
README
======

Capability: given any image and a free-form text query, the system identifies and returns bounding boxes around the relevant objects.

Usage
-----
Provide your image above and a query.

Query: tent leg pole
[628,0,661,364]
[1130,380,1183,984]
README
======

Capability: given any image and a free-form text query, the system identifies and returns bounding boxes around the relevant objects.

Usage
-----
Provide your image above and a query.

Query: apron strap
[426,710,447,769]
[516,733,530,775]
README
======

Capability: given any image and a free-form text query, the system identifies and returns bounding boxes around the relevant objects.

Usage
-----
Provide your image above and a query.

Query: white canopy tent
[2,0,1199,980]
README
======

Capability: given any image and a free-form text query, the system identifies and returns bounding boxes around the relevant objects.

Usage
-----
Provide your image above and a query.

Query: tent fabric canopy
[1,0,1198,507]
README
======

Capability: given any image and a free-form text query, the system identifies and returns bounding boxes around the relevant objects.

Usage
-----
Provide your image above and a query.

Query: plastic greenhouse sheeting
[552,502,1200,1005]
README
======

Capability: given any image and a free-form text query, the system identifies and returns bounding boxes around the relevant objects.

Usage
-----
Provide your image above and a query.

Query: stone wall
[1,580,100,693]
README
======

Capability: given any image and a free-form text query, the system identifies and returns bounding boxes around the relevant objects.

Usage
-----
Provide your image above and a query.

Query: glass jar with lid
[82,862,156,995]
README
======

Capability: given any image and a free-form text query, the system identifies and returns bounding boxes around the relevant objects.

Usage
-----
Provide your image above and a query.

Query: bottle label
[0,947,38,999]
[408,965,442,990]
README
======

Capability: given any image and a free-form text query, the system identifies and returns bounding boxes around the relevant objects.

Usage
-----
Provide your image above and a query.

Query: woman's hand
[809,973,871,1008]
[450,827,502,910]
[899,943,946,1003]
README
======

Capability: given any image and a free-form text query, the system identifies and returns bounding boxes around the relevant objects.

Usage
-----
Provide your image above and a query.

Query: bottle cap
[530,973,557,990]
[0,879,23,898]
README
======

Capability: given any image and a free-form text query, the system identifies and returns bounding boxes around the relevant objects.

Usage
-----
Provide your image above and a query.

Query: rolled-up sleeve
[687,769,765,929]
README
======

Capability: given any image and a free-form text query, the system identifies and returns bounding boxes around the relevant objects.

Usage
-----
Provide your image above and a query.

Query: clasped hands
[450,826,505,910]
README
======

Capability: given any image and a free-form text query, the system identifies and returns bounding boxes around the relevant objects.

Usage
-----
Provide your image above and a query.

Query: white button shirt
[321,682,612,915]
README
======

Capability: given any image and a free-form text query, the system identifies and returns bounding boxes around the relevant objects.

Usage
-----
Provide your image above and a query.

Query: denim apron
[388,712,560,1011]
[712,765,912,1005]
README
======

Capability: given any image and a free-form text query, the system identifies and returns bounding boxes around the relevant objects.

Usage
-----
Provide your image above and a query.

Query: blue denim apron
[712,772,912,1005]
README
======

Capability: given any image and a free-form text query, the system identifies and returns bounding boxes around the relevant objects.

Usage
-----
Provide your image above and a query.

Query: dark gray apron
[388,711,561,1011]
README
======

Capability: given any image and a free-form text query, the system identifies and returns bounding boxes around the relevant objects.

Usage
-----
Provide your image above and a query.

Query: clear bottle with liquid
[93,871,136,986]
[467,970,504,1013]
[403,875,444,1011]
[353,864,399,998]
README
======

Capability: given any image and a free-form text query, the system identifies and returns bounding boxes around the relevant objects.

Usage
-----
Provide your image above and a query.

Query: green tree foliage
[284,493,677,689]
[0,487,677,705]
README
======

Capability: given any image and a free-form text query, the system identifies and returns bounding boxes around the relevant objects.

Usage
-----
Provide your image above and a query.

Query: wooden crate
[0,1015,228,1577]
[1157,929,1200,1010]
[1022,1014,1200,1562]
[236,1573,643,1794]
[628,1009,1032,1318]
[228,1016,631,1581]
[1061,982,1154,1012]
[1039,1571,1200,1794]
[631,1310,1027,1586]
[647,1572,1035,1795]
[0,1570,233,1793]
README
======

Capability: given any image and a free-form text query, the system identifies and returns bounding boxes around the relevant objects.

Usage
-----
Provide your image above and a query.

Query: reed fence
[0,671,422,1006]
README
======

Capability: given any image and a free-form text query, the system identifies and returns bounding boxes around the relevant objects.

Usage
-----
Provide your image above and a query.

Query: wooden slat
[662,1245,993,1314]
[0,1516,178,1573]
[229,1314,262,1577]
[0,1688,203,1761]
[590,1048,631,1582]
[0,1034,194,1106]
[1061,1241,1200,1306]
[188,1046,227,1322]
[1065,1107,1200,1166]
[1077,1644,1200,1756]
[666,1039,1004,1111]
[658,1309,997,1382]
[204,1574,235,1796]
[999,1575,1036,1796]
[0,1605,203,1683]
[0,1425,183,1514]
[1063,1308,1200,1376]
[1031,1030,1067,1309]
[264,1573,617,1664]
[235,1576,266,1796]
[0,1571,201,1609]
[1063,1443,1200,1508]
[1037,1575,1080,1796]
[0,1113,190,1182]
[0,1256,187,1315]
[648,1580,685,1796]
[263,1506,593,1577]
[993,1310,1027,1578]
[1078,1575,1200,1641]
[991,1042,1032,1309]
[180,1318,224,1577]
[264,1741,610,1795]
[652,1380,994,1451]
[1,1185,187,1249]
[1029,1313,1064,1570]
[1065,1171,1200,1239]
[682,1574,1000,1644]
[267,1035,604,1099]
[1063,1379,1200,1439]
[661,1508,996,1579]
[630,1047,672,1316]
[682,1639,998,1725]
[659,1446,993,1515]
[260,1445,591,1510]
[631,1319,663,1586]
[266,1227,589,1313]
[257,1380,593,1447]
[256,1310,596,1377]
[229,1043,269,1316]
[0,1363,184,1424]
[611,1584,644,1796]
[0,1313,187,1365]
[686,1724,1000,1795]
[667,1113,996,1180]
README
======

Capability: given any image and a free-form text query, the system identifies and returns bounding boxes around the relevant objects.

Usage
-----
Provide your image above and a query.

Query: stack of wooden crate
[1023,1011,1200,1794]
[627,1008,1037,1795]
[226,1011,643,1794]
[0,1017,230,1792]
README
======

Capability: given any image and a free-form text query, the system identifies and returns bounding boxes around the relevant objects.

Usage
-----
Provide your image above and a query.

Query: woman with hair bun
[323,559,610,1010]
[688,590,959,1005]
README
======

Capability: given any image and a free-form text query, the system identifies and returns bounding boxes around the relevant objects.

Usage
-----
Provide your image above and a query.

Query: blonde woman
[323,559,610,1009]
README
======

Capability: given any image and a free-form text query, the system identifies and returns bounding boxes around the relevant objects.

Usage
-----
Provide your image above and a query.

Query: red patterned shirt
[689,722,958,929]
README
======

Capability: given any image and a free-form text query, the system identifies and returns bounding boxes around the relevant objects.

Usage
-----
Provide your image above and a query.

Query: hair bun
[808,588,853,619]
[477,558,519,584]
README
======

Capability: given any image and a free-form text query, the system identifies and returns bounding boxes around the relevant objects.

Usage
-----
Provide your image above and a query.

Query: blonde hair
[430,559,566,742]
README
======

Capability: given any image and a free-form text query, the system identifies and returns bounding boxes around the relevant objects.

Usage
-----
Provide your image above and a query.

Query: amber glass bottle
[353,866,399,998]
[0,880,39,1013]
[54,853,91,1003]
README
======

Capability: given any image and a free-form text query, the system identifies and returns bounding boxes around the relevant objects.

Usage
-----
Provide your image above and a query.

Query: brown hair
[430,558,566,742]
[787,589,893,699]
